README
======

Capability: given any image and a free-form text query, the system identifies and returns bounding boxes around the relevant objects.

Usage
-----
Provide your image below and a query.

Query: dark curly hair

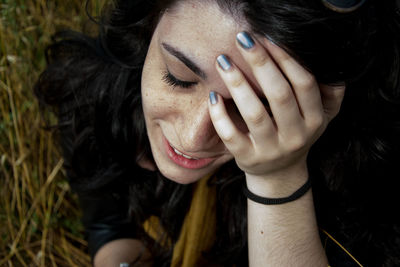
[34,0,400,266]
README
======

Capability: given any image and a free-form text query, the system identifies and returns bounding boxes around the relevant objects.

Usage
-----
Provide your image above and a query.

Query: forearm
[246,168,328,266]
[93,238,151,267]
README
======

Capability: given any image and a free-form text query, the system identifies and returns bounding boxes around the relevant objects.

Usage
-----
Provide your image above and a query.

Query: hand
[208,32,345,180]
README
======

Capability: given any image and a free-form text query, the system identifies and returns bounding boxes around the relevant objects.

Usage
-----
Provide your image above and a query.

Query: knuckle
[296,73,315,90]
[247,110,266,126]
[231,78,244,88]
[220,132,235,144]
[227,73,245,88]
[251,52,270,67]
[279,52,292,65]
[271,88,292,105]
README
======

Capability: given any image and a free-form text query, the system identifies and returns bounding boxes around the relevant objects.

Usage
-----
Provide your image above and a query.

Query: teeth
[173,147,183,156]
[172,146,197,159]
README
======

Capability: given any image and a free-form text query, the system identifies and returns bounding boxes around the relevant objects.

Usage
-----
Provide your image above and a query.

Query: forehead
[156,1,247,69]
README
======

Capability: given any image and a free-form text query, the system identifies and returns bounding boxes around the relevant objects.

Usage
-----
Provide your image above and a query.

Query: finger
[215,54,276,145]
[208,91,252,156]
[235,32,304,137]
[262,38,324,124]
[320,84,346,122]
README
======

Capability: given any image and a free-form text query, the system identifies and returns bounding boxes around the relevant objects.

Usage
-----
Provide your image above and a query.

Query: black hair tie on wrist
[322,0,367,13]
[243,178,312,205]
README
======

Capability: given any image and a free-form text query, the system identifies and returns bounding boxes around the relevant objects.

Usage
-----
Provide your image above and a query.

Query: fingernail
[209,91,218,105]
[217,55,231,71]
[236,32,255,49]
[265,34,276,45]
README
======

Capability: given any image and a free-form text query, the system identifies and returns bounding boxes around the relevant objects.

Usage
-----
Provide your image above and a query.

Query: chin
[157,165,210,185]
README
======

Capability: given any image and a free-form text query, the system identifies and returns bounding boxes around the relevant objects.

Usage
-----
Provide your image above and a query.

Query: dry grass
[1,0,106,266]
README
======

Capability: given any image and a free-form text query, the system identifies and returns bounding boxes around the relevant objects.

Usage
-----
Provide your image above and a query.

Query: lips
[162,134,217,169]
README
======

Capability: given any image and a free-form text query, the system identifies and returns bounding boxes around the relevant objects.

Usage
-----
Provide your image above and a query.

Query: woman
[35,0,400,266]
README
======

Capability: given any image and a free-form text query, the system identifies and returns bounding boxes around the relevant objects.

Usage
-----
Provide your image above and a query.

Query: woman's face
[141,1,256,184]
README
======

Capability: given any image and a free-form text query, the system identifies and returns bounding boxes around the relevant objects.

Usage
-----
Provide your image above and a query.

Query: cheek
[141,61,199,119]
[142,60,170,114]
[141,70,181,120]
[142,85,173,116]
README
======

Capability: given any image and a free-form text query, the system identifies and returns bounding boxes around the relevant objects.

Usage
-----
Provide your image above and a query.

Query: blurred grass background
[1,0,106,266]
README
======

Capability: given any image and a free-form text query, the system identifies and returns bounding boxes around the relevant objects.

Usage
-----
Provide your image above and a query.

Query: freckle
[261,231,264,234]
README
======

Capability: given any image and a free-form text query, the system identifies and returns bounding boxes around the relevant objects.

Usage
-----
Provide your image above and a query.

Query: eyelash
[162,71,198,89]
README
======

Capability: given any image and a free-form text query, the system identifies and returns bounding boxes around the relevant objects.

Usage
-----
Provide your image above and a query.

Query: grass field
[1,1,106,266]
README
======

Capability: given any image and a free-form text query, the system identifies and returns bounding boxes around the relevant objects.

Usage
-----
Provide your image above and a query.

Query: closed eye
[162,70,198,89]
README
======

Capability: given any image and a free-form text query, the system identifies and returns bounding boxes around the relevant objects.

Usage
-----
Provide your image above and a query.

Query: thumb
[320,84,346,122]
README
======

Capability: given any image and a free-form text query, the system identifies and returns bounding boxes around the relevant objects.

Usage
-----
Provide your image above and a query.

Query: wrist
[245,164,308,198]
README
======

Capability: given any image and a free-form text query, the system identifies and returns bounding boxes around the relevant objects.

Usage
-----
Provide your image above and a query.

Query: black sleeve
[79,192,137,260]
[57,122,138,259]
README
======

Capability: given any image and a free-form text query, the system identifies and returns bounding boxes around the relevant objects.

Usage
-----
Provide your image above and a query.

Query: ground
[0,0,107,266]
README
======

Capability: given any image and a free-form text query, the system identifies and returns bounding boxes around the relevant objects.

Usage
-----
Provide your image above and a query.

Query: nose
[178,98,220,152]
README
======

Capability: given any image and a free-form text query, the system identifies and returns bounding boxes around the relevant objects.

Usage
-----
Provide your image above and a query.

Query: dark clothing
[80,193,136,258]
[80,188,361,266]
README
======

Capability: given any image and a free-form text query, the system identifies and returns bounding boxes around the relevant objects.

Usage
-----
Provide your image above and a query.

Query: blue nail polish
[237,32,255,49]
[217,55,231,71]
[209,91,218,105]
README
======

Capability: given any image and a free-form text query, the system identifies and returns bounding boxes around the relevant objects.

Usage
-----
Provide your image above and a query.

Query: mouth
[171,145,199,160]
[162,134,217,169]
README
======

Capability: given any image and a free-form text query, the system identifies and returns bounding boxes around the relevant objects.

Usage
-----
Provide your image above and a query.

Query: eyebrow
[161,42,207,80]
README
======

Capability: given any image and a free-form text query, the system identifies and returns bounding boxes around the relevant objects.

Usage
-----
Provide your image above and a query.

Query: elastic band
[243,178,311,205]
